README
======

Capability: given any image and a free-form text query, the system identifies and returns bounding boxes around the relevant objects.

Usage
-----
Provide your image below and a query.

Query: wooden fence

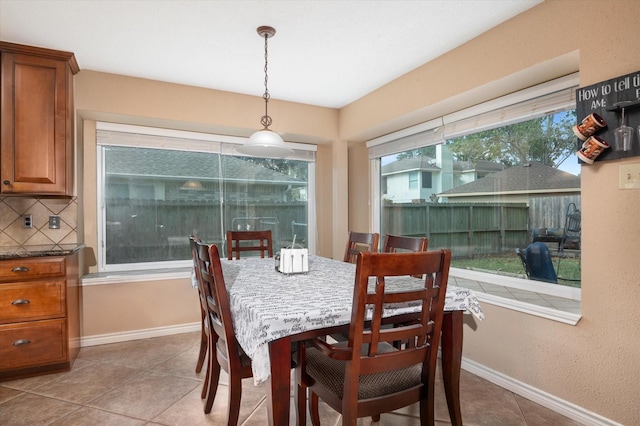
[382,202,530,258]
[105,198,307,264]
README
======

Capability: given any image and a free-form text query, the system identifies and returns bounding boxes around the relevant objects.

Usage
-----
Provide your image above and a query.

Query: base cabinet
[0,254,79,381]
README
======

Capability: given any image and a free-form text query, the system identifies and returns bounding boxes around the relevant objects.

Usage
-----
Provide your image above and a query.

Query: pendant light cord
[260,32,272,129]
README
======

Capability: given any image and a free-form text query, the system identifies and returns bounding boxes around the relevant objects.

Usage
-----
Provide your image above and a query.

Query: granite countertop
[0,244,85,259]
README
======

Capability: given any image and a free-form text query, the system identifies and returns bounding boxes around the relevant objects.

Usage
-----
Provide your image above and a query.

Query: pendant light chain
[260,31,272,129]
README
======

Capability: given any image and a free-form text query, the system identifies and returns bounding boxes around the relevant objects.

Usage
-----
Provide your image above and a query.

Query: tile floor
[0,332,583,426]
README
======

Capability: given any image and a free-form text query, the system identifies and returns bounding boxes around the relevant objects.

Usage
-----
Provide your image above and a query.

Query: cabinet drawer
[0,281,65,323]
[0,257,65,282]
[0,319,67,370]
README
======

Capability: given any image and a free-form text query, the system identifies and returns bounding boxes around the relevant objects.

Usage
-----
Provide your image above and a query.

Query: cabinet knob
[12,339,31,346]
[2,180,9,185]
[12,299,30,305]
[11,266,29,273]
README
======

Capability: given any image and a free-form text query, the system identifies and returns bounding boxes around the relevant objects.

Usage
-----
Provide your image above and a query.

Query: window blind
[96,122,316,162]
[367,73,578,159]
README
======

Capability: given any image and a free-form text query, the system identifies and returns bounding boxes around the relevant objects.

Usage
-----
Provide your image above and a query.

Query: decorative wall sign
[575,70,640,163]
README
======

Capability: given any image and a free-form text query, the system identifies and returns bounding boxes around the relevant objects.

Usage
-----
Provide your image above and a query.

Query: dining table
[219,255,484,425]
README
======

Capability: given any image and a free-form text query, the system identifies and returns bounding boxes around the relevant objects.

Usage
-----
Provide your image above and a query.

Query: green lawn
[450,252,581,288]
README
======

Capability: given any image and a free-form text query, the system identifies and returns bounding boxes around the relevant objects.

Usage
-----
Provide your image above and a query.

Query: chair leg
[419,382,436,426]
[195,313,208,373]
[309,391,321,426]
[226,373,243,426]
[203,336,221,411]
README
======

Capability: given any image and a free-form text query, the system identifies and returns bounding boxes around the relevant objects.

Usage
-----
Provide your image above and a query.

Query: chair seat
[305,342,421,400]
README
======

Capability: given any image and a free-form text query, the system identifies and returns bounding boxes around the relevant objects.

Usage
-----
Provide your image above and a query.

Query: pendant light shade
[239,129,292,158]
[238,26,293,158]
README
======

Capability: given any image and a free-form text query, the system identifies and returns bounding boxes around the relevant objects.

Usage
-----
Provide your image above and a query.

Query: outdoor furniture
[516,242,557,284]
[559,203,581,254]
[295,250,452,425]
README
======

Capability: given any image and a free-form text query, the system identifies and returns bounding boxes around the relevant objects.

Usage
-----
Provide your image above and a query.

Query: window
[368,75,581,298]
[422,171,432,188]
[408,171,419,189]
[97,123,316,272]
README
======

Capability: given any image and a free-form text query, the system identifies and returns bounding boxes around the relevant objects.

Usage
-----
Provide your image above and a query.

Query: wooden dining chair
[189,235,208,375]
[382,234,428,253]
[226,230,273,260]
[296,250,452,426]
[195,240,253,423]
[343,231,379,263]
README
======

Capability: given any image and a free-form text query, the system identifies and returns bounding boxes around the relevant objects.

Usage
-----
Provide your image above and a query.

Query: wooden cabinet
[0,42,79,196]
[0,254,80,380]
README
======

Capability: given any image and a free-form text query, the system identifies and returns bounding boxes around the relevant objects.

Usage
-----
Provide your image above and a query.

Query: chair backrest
[195,241,244,371]
[344,250,451,410]
[564,203,581,236]
[382,234,428,253]
[343,231,379,263]
[524,242,557,283]
[190,235,212,309]
[515,247,531,279]
[226,230,273,260]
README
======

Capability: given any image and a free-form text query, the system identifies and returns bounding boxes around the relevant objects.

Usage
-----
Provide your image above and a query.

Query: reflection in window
[380,109,581,287]
[101,145,310,269]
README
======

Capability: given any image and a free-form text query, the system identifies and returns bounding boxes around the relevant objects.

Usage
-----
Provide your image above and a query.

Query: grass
[450,252,581,288]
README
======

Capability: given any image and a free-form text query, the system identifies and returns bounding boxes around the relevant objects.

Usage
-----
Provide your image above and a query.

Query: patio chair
[516,242,557,284]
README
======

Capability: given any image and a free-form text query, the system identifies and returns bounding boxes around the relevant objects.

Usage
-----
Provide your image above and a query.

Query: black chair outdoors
[516,242,557,284]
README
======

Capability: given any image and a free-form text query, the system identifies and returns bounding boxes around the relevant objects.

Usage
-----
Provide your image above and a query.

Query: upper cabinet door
[1,45,77,196]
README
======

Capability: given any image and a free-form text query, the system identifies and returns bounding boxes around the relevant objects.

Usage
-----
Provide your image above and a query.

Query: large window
[369,75,581,291]
[97,123,315,272]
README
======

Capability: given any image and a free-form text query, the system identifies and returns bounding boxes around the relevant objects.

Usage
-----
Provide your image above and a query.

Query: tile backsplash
[0,196,78,249]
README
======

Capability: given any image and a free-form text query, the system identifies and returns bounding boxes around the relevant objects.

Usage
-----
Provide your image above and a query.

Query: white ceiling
[1,0,542,109]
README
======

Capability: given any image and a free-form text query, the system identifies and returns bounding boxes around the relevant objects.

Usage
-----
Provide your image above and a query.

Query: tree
[446,110,576,167]
[239,157,308,180]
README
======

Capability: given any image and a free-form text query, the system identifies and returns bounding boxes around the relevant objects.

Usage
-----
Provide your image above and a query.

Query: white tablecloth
[218,256,483,384]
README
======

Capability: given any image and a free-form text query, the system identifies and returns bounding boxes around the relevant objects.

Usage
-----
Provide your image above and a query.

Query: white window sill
[81,267,192,286]
[450,268,581,326]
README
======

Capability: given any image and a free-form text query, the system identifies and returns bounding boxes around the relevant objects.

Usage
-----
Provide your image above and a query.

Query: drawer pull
[12,299,31,305]
[11,266,30,273]
[12,339,31,346]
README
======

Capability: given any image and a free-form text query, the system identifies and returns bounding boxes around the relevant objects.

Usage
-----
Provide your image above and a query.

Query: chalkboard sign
[575,70,640,163]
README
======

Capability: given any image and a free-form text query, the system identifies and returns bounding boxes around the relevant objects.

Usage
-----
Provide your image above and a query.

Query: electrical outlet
[22,214,33,229]
[49,215,61,229]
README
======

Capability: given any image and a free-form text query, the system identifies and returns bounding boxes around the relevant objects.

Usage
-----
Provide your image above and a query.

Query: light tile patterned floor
[0,332,583,425]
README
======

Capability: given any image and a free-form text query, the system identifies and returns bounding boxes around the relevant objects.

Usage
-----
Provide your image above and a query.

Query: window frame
[368,75,582,320]
[96,122,317,273]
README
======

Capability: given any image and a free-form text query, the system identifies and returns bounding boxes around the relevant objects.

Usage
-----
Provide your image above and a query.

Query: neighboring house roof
[453,159,507,173]
[105,147,303,184]
[439,161,580,196]
[382,157,440,175]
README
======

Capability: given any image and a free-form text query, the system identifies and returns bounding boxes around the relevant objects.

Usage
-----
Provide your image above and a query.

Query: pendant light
[237,26,293,158]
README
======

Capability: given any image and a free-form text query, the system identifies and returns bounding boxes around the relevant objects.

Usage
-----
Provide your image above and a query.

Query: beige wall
[74,0,638,422]
[343,1,639,423]
[74,72,343,336]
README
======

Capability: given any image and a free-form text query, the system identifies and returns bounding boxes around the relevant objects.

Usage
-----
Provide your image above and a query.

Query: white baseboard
[80,322,200,347]
[462,358,621,426]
